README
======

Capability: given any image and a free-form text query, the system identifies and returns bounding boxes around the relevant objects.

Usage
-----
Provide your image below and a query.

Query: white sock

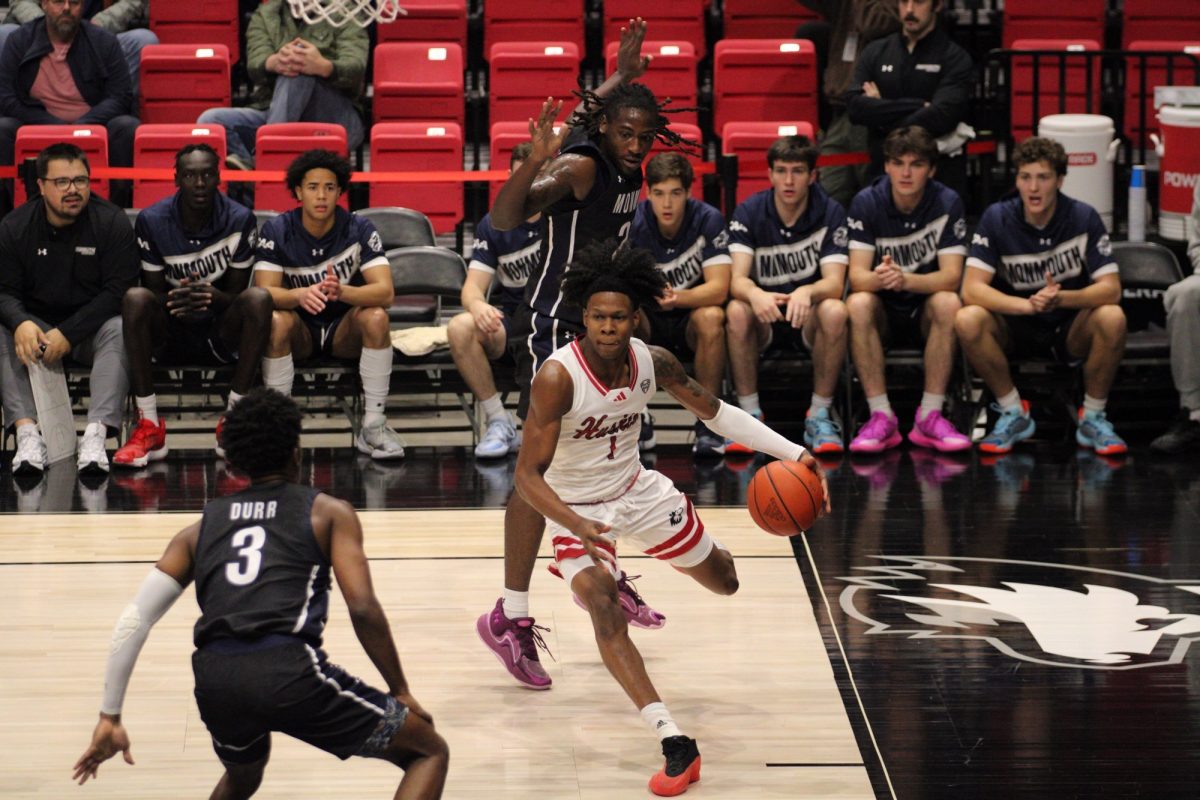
[809,393,833,412]
[359,347,393,429]
[227,391,244,411]
[480,393,507,424]
[867,394,892,417]
[135,395,158,425]
[919,392,945,417]
[640,702,683,741]
[737,393,761,416]
[997,388,1022,412]
[262,355,295,396]
[1083,394,1106,414]
[502,589,529,620]
[1190,409,1200,423]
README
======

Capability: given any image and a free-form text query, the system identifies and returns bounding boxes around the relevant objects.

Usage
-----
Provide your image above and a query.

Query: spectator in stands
[795,0,900,206]
[725,134,850,455]
[197,0,367,170]
[956,137,1127,455]
[845,125,969,453]
[0,0,140,217]
[1,0,158,96]
[1151,180,1200,454]
[629,152,732,458]
[448,142,540,460]
[112,144,274,468]
[844,0,973,199]
[0,143,138,475]
[254,149,406,460]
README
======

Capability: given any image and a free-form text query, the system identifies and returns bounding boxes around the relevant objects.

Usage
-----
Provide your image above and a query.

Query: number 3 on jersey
[226,525,267,586]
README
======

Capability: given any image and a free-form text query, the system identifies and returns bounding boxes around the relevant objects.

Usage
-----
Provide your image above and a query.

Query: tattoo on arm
[650,346,720,417]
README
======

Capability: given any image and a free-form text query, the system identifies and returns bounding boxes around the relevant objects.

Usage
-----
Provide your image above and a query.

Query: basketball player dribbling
[73,389,448,799]
[512,240,830,796]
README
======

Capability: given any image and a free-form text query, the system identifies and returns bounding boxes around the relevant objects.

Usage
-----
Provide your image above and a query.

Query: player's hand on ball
[571,519,614,568]
[799,451,832,515]
[72,714,133,785]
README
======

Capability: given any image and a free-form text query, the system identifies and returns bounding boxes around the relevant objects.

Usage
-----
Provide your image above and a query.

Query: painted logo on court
[838,556,1200,670]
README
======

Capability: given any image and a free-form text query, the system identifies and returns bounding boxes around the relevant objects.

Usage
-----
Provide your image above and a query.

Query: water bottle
[1128,165,1146,242]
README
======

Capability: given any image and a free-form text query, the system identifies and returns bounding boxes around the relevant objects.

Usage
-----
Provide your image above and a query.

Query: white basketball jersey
[543,337,657,504]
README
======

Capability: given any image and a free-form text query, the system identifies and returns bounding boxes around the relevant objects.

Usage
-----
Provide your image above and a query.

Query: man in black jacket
[0,143,138,475]
[844,0,973,197]
[0,0,140,217]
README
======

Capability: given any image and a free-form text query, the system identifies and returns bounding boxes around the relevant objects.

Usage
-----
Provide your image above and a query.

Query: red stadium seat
[1002,0,1105,49]
[254,123,348,213]
[484,0,584,56]
[1124,42,1200,147]
[723,0,819,40]
[713,40,819,140]
[139,44,231,125]
[149,0,239,64]
[603,0,707,58]
[14,125,108,205]
[373,43,465,127]
[370,122,463,234]
[1010,39,1102,141]
[605,41,699,125]
[133,124,228,209]
[488,42,581,126]
[643,121,706,200]
[722,121,816,204]
[1123,0,1200,48]
[376,0,467,52]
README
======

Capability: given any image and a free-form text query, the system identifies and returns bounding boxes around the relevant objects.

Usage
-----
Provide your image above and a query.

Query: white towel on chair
[390,326,449,356]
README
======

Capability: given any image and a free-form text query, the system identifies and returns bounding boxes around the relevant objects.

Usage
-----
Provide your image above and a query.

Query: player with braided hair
[513,239,829,796]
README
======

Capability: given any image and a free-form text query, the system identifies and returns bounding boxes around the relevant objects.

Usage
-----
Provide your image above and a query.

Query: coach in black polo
[844,0,973,197]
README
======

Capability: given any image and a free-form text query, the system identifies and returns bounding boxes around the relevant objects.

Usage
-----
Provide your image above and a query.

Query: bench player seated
[114,144,273,467]
[448,142,541,459]
[513,240,830,796]
[845,126,970,454]
[725,134,850,454]
[956,137,1127,455]
[628,152,732,458]
[254,149,406,460]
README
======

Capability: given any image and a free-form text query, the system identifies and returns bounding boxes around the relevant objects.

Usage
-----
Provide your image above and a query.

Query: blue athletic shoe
[1076,408,1127,456]
[978,401,1035,454]
[803,406,844,454]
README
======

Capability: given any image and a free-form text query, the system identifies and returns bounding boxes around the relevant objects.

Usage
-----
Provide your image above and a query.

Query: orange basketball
[747,460,824,536]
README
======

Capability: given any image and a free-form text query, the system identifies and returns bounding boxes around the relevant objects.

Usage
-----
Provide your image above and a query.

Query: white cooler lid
[1039,114,1114,134]
[1158,106,1200,126]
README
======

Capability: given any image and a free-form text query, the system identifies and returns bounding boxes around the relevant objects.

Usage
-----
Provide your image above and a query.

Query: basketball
[747,460,824,536]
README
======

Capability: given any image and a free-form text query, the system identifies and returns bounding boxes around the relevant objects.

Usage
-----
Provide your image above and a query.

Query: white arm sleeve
[100,568,185,716]
[703,401,807,462]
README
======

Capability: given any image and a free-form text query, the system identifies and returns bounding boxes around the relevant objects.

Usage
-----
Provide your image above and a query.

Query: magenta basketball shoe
[546,564,667,629]
[476,599,553,689]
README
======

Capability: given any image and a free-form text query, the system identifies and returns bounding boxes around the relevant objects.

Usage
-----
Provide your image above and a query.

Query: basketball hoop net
[287,0,405,28]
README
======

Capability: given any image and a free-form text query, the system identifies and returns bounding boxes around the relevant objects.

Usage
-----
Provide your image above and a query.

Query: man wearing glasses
[0,142,139,475]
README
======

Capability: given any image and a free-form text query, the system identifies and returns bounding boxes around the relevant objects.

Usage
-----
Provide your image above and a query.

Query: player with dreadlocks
[510,239,830,796]
[478,18,695,691]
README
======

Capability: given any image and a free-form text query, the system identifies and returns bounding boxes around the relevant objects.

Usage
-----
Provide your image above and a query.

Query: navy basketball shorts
[511,304,583,420]
[155,314,237,366]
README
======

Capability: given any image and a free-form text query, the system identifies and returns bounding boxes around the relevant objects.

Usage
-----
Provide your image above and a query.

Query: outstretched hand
[616,18,651,80]
[72,715,133,785]
[527,98,570,163]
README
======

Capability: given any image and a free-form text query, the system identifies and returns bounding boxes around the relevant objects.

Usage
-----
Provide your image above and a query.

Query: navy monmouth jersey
[256,207,389,326]
[135,191,257,287]
[967,193,1118,322]
[469,213,542,316]
[728,185,849,293]
[629,197,731,292]
[524,133,643,326]
[193,482,330,648]
[847,175,967,309]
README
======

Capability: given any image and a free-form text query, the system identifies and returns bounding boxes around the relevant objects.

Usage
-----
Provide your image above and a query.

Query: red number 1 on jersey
[607,435,617,460]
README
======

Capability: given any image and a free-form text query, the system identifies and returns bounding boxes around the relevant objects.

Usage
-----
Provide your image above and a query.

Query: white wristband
[101,568,184,716]
[703,401,806,462]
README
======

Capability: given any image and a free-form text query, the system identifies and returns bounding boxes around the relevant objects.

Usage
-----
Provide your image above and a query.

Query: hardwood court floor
[0,508,873,799]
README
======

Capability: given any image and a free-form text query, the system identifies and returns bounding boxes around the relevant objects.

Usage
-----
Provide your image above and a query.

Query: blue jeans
[197,75,365,166]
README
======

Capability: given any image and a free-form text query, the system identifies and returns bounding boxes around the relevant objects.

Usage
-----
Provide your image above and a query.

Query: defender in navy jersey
[629,153,731,457]
[448,143,541,460]
[845,126,971,454]
[254,149,407,461]
[956,137,1128,455]
[74,389,448,797]
[479,18,680,690]
[725,134,850,454]
[113,145,274,468]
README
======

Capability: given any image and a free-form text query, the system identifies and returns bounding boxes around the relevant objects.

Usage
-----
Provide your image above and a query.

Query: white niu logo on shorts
[839,555,1200,670]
